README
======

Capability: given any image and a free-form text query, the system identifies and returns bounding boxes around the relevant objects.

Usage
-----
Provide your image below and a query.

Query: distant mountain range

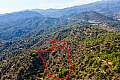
[0,0,120,41]
[32,0,120,18]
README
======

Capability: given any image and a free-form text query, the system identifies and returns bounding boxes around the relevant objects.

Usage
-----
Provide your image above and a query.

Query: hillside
[0,11,68,41]
[0,23,120,80]
[66,11,116,23]
[0,10,119,42]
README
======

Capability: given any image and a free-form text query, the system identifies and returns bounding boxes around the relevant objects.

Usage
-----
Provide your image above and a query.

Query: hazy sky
[0,0,101,14]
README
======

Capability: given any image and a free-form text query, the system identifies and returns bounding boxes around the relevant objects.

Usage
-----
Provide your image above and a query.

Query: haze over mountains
[32,0,120,18]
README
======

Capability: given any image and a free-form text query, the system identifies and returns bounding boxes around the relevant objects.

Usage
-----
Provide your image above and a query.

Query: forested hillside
[0,23,120,80]
[0,11,68,41]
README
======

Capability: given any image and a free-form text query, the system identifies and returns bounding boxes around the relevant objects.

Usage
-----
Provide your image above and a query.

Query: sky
[0,0,101,14]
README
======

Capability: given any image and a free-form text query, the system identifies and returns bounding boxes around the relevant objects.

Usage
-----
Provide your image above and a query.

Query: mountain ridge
[31,0,120,18]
